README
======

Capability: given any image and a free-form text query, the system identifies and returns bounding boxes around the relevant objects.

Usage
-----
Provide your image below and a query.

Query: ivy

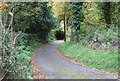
[69,2,84,43]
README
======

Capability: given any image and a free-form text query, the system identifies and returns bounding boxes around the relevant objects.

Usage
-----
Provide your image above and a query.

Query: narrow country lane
[35,40,118,79]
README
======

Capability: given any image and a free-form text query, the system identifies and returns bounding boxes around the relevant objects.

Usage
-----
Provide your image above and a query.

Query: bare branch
[13,32,22,45]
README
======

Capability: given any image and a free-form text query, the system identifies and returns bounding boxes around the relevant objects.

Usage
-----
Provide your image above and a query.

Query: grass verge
[58,41,118,74]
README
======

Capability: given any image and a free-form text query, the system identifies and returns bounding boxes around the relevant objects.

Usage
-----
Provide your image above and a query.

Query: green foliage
[97,2,119,27]
[73,2,119,44]
[17,33,29,45]
[78,25,118,51]
[92,26,118,42]
[69,2,84,42]
[1,2,58,79]
[13,36,42,79]
[13,2,57,43]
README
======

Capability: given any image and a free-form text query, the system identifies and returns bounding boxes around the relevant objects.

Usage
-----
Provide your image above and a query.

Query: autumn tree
[50,2,71,41]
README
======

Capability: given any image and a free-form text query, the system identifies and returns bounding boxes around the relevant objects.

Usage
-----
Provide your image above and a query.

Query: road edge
[56,44,119,78]
[31,44,49,79]
[31,40,62,79]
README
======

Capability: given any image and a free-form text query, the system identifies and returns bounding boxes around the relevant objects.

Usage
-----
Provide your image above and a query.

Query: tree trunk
[70,2,84,43]
[64,7,66,42]
[104,2,111,28]
[75,2,83,43]
[71,27,76,42]
[76,26,80,43]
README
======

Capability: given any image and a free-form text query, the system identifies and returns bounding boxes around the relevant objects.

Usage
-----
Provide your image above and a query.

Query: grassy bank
[58,41,118,74]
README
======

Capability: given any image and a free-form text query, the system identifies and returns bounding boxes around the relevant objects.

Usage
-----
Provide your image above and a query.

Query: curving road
[35,40,118,79]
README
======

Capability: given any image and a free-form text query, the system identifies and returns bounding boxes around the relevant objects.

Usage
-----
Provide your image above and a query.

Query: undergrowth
[58,26,118,74]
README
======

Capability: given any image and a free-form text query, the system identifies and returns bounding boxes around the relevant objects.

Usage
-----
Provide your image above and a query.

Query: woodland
[0,2,119,79]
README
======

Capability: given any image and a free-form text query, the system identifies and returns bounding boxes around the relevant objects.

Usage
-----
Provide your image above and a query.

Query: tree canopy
[13,2,57,42]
